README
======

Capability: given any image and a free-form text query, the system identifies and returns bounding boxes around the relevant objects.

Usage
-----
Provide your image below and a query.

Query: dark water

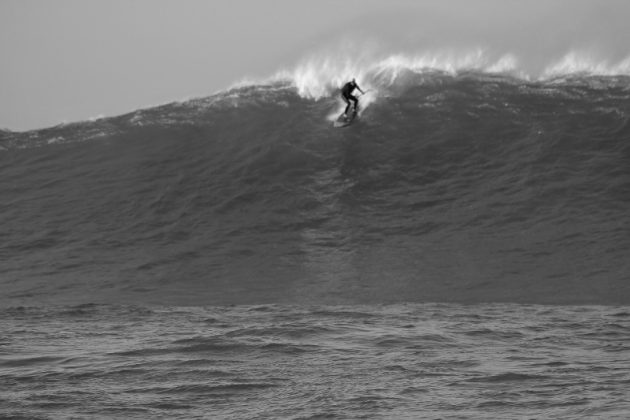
[1,73,629,306]
[1,72,629,417]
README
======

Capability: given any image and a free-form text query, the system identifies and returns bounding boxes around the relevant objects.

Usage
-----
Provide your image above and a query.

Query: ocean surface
[2,304,629,419]
[1,69,629,418]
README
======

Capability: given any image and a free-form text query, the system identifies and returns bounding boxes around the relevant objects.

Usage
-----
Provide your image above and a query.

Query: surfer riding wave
[341,78,365,116]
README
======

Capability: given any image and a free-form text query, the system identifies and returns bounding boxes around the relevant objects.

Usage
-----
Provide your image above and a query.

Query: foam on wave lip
[257,48,630,102]
[193,38,630,113]
[238,48,530,120]
[216,46,630,124]
[542,51,630,79]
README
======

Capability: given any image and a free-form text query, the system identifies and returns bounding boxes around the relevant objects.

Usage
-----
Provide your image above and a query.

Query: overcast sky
[1,0,628,130]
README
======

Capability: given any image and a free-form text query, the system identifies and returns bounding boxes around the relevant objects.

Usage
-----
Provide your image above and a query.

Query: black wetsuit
[341,81,361,115]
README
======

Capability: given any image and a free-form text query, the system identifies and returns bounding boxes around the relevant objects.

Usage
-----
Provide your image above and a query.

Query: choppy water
[1,304,629,419]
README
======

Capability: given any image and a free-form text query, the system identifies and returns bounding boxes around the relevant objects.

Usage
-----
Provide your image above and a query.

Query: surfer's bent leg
[342,95,352,115]
[345,94,358,113]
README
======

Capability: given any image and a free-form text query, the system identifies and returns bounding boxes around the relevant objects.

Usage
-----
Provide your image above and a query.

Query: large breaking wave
[1,60,629,306]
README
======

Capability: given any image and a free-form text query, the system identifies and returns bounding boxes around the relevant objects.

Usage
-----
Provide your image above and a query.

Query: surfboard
[333,110,357,128]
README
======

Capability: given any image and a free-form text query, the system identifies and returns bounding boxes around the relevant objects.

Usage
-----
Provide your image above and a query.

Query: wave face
[1,71,629,305]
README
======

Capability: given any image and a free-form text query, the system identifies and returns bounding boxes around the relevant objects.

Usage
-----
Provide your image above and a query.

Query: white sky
[1,0,628,130]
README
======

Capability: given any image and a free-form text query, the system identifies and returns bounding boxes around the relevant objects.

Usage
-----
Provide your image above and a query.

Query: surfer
[341,78,365,116]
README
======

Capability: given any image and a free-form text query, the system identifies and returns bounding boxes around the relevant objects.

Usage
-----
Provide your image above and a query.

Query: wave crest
[267,47,630,102]
[543,51,630,78]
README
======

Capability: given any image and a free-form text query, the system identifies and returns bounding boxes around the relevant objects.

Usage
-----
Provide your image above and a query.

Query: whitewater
[1,51,629,418]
